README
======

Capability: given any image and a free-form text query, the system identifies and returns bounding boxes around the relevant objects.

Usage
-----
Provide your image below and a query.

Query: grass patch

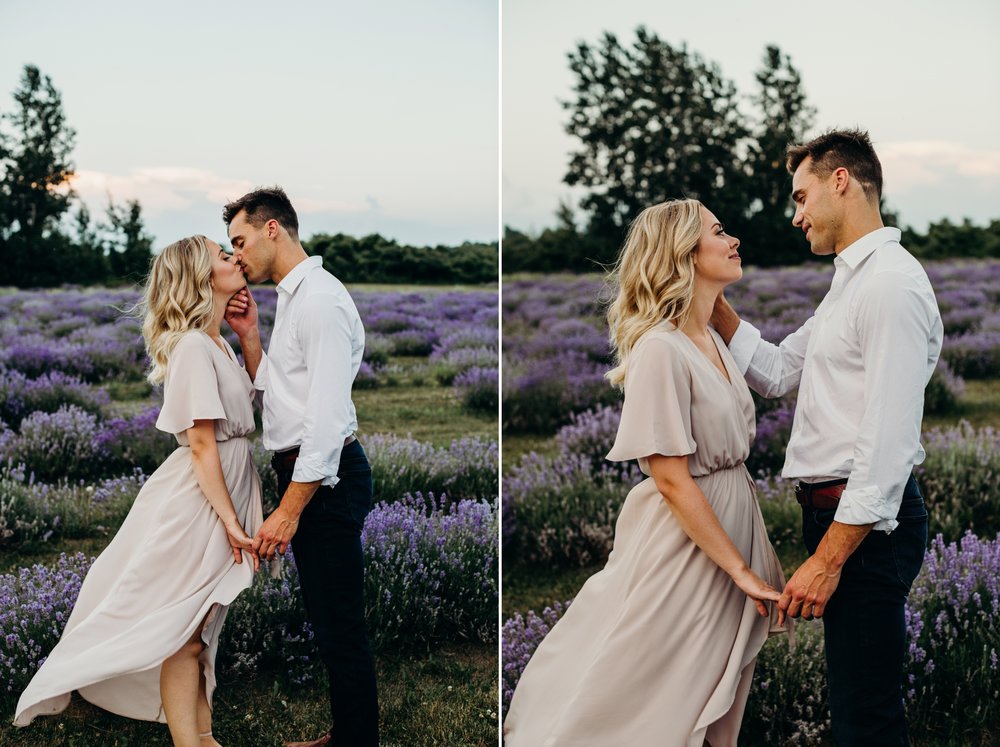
[0,642,497,747]
[502,562,600,620]
[501,433,560,468]
[922,379,1000,431]
[355,385,494,448]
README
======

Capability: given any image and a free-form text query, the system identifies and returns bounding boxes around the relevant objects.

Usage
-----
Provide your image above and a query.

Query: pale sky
[0,0,498,248]
[503,0,1000,235]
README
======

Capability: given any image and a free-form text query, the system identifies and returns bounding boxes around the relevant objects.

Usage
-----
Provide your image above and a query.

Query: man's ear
[266,219,279,239]
[831,167,850,196]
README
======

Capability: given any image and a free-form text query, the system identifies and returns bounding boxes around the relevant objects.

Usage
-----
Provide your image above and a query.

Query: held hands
[224,519,260,572]
[777,554,843,625]
[252,507,300,561]
[730,565,782,617]
[224,287,258,339]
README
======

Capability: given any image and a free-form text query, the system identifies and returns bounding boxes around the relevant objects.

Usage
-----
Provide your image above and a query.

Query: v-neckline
[201,331,239,366]
[678,328,733,386]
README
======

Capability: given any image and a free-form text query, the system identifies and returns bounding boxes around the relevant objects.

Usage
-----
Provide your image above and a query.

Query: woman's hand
[224,287,258,339]
[225,518,260,572]
[730,565,781,617]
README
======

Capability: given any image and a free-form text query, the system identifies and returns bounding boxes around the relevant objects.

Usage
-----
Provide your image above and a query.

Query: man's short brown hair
[223,186,300,240]
[786,129,883,203]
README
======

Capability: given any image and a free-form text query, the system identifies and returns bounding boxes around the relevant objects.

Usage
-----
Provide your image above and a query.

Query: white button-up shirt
[729,227,943,532]
[253,256,365,487]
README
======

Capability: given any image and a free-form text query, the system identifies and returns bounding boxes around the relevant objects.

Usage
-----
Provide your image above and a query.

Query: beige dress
[504,325,786,747]
[14,331,263,726]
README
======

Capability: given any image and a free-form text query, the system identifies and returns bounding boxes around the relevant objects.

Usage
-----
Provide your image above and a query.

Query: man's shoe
[283,732,332,747]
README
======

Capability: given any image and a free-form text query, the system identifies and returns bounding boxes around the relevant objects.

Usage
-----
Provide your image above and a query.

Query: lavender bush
[503,451,638,566]
[362,494,498,650]
[0,466,146,548]
[904,532,1000,741]
[217,547,319,685]
[0,553,91,703]
[0,368,110,427]
[364,433,498,504]
[739,622,832,745]
[454,366,498,413]
[923,361,966,415]
[916,422,1000,541]
[500,601,570,718]
[0,406,105,482]
[0,405,174,483]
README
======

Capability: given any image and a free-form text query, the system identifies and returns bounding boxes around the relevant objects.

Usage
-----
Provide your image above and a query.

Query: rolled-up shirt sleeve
[835,272,936,532]
[727,317,813,398]
[252,351,269,391]
[291,294,357,487]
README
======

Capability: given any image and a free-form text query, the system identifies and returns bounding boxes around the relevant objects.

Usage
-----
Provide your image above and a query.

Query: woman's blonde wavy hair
[605,198,704,389]
[141,235,216,385]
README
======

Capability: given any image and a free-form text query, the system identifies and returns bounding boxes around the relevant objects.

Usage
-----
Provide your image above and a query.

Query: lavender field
[0,284,499,746]
[502,260,1000,746]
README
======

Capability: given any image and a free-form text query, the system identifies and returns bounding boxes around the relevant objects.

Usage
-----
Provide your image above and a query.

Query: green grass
[355,384,494,448]
[922,379,1000,431]
[0,642,497,746]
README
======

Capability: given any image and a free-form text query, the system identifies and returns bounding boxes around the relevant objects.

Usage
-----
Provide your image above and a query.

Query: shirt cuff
[834,485,899,533]
[728,320,761,374]
[291,453,340,488]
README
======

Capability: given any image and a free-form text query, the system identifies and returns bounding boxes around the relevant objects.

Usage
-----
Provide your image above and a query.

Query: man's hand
[777,520,872,624]
[777,554,842,624]
[709,291,740,344]
[225,287,258,339]
[252,506,300,561]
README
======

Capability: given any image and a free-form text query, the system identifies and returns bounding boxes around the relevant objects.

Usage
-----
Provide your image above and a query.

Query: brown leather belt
[271,435,357,472]
[794,478,848,510]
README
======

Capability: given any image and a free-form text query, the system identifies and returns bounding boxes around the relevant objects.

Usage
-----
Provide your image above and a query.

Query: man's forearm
[239,330,263,381]
[816,520,873,568]
[710,294,741,344]
[280,479,322,518]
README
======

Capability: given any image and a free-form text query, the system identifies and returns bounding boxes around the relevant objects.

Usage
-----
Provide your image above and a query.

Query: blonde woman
[14,236,263,747]
[504,200,788,746]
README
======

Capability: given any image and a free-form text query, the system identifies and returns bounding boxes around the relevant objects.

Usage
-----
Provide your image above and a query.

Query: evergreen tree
[0,64,77,285]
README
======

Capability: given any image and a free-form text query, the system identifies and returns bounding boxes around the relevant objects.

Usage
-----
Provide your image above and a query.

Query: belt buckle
[794,482,811,509]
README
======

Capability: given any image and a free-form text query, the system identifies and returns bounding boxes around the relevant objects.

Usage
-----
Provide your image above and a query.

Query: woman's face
[692,206,742,286]
[209,241,245,295]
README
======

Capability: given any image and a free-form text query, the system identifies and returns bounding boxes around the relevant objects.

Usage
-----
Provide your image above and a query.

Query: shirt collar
[835,227,901,270]
[276,255,323,296]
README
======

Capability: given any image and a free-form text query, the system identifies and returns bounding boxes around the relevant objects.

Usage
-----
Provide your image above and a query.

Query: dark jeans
[274,439,378,747]
[802,474,927,747]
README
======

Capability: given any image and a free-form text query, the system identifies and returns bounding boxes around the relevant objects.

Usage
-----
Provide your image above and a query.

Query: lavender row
[1,426,497,549]
[502,532,1000,743]
[504,413,1000,567]
[503,261,1000,432]
[0,287,498,397]
[0,495,497,702]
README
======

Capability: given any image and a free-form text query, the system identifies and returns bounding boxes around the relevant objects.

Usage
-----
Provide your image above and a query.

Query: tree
[106,198,154,284]
[743,45,817,266]
[562,27,750,247]
[0,64,77,285]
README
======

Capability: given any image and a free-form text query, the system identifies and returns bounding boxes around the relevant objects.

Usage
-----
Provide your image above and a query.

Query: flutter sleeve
[606,335,696,472]
[155,332,227,435]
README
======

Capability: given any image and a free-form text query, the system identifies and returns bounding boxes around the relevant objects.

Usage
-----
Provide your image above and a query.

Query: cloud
[880,141,1000,192]
[67,168,369,216]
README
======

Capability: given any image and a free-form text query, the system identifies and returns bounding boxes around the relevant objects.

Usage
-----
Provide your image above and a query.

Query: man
[710,129,942,745]
[222,187,378,747]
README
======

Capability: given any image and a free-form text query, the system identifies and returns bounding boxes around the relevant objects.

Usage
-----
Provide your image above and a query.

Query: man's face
[790,157,840,256]
[229,210,272,283]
